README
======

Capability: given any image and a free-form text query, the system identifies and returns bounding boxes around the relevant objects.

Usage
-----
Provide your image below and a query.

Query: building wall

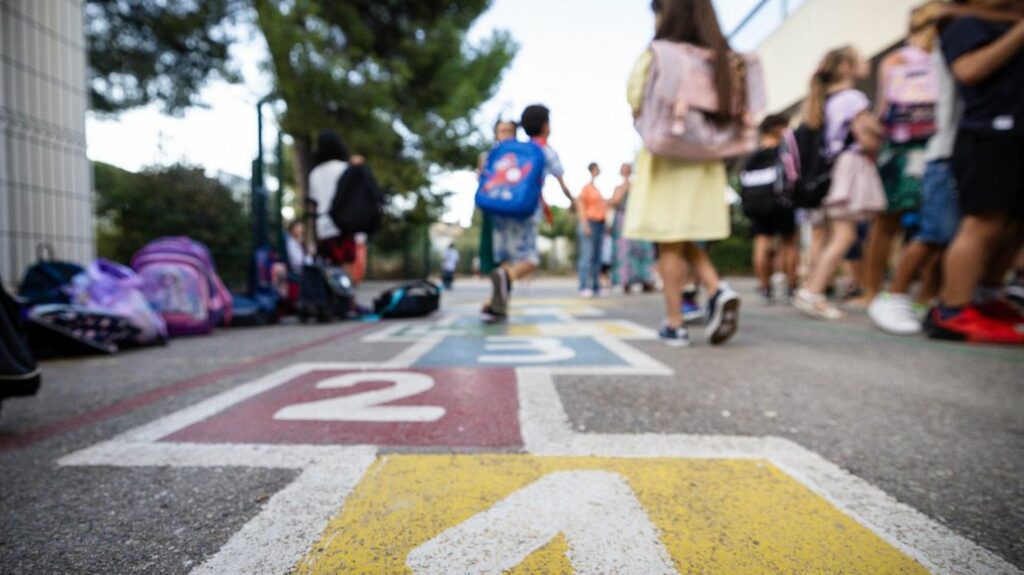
[755,0,921,112]
[1,0,92,286]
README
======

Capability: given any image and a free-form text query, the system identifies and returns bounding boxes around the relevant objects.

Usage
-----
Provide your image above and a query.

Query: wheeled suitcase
[296,264,354,323]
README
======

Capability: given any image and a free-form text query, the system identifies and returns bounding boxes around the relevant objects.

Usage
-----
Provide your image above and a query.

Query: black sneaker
[706,285,741,345]
[658,324,691,347]
[489,267,510,316]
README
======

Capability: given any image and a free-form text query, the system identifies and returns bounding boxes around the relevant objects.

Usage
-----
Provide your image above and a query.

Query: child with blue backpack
[479,105,575,322]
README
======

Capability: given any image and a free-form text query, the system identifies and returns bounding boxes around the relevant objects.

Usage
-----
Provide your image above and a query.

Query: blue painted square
[413,336,629,368]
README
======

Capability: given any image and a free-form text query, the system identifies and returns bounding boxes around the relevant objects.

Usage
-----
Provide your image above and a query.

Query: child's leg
[940,214,1008,307]
[658,242,688,328]
[917,252,943,305]
[509,260,536,282]
[780,234,800,292]
[589,222,606,291]
[888,241,936,296]
[861,213,902,301]
[805,220,859,295]
[577,226,592,291]
[753,235,772,291]
[682,242,720,296]
[981,219,1024,289]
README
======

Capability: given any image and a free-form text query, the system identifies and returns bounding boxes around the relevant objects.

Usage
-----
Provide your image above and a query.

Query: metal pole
[276,130,286,253]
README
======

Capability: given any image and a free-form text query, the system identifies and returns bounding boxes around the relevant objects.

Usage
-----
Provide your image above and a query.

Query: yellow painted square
[507,321,646,338]
[294,455,928,574]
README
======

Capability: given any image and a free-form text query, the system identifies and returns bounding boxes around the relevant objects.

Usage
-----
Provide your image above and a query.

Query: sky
[85,0,795,227]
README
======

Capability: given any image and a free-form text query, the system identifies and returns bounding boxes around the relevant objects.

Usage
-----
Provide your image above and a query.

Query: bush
[94,162,252,287]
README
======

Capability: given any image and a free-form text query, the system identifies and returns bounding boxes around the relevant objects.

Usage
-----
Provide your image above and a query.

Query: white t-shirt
[925,43,964,163]
[442,248,460,272]
[286,235,309,272]
[308,160,349,240]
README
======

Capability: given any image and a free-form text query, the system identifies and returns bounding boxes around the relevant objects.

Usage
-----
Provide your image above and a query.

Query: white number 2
[273,372,445,423]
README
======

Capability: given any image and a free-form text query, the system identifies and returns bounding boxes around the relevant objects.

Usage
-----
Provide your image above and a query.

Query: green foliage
[94,162,252,287]
[86,0,244,115]
[254,0,517,221]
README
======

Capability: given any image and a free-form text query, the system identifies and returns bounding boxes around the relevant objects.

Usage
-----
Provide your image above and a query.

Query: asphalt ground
[0,277,1020,574]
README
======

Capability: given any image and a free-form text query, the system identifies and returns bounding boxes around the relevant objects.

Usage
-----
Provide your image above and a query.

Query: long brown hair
[803,46,858,130]
[652,0,741,120]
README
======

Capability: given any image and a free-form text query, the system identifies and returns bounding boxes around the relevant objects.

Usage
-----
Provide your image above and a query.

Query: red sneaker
[927,306,1024,344]
[976,298,1024,325]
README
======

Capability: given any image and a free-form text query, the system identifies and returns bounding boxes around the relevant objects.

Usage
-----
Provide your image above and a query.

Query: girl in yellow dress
[624,0,742,347]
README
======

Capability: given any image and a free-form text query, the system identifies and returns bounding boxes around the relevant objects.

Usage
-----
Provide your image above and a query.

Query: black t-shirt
[942,17,1024,135]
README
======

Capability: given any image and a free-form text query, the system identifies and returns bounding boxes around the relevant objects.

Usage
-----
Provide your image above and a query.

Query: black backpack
[739,147,786,220]
[373,281,440,319]
[330,164,385,235]
[18,244,85,307]
[787,124,834,209]
[1,278,41,406]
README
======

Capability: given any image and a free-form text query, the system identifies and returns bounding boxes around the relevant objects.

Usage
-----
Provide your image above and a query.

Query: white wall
[755,0,921,112]
[1,0,93,286]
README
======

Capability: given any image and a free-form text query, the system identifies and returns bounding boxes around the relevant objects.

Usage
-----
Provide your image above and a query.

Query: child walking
[794,46,888,321]
[624,0,749,347]
[482,105,575,321]
[577,163,608,298]
[927,2,1024,344]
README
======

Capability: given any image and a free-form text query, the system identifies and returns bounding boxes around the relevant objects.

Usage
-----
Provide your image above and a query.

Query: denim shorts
[916,160,960,247]
[492,214,540,265]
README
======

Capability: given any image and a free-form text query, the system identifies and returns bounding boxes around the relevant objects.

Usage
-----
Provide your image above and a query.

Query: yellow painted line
[294,454,928,574]
[507,321,647,338]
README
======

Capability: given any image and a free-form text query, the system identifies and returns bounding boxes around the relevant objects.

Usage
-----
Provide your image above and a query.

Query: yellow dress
[623,50,730,243]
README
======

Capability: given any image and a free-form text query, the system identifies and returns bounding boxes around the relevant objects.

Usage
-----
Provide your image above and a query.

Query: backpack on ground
[17,244,85,307]
[739,146,787,220]
[475,140,547,219]
[782,124,834,209]
[330,164,385,235]
[296,264,355,323]
[231,247,281,328]
[635,40,766,161]
[69,259,168,346]
[373,281,440,319]
[883,46,938,145]
[1,278,41,407]
[26,304,138,357]
[131,237,233,337]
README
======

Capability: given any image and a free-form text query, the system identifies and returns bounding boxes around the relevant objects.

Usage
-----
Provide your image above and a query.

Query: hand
[581,222,592,237]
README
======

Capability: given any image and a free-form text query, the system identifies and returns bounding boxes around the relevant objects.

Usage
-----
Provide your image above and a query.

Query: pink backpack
[883,45,938,144]
[635,40,766,161]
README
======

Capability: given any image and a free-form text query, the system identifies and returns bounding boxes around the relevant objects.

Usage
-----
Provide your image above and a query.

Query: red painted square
[162,368,521,448]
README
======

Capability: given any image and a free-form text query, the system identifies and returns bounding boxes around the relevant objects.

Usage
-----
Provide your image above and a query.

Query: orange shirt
[579,183,608,222]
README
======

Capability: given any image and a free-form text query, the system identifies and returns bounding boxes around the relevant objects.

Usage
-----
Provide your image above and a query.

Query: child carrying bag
[635,40,766,161]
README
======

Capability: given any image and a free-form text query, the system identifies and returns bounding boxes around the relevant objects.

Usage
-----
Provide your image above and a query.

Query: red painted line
[0,323,377,454]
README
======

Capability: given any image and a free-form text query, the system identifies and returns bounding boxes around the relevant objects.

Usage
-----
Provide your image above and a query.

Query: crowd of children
[472,0,1024,347]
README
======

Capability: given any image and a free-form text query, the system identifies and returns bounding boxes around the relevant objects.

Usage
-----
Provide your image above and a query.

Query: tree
[94,163,252,286]
[87,1,517,224]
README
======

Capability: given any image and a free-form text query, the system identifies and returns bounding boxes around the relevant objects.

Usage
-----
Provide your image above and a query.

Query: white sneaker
[793,289,843,321]
[579,289,595,299]
[868,293,922,335]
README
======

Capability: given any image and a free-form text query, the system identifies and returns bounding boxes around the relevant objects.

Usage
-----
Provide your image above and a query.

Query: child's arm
[930,4,1024,27]
[950,19,1024,86]
[852,111,886,156]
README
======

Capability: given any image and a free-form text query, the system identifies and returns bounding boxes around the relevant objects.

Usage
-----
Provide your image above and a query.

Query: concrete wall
[755,0,921,112]
[1,0,92,286]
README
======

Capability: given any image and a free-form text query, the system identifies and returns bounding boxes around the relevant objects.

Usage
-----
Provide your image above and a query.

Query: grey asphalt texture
[0,278,1021,574]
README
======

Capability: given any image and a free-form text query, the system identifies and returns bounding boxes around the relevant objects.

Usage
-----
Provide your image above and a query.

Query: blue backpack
[475,140,546,219]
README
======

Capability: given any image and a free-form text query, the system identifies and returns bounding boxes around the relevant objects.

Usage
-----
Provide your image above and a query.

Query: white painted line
[190,448,377,575]
[406,470,676,575]
[57,441,359,470]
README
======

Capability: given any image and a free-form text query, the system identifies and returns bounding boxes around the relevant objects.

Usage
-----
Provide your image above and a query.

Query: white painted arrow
[406,470,678,575]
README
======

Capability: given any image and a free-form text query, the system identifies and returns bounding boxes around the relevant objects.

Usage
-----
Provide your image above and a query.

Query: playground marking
[57,304,1020,575]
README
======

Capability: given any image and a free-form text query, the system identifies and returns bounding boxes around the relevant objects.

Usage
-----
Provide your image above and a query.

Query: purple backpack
[131,237,233,336]
[70,259,168,345]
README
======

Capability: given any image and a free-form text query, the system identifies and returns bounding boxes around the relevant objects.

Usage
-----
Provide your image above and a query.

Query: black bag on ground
[18,244,85,307]
[739,147,786,220]
[297,264,354,322]
[1,278,41,404]
[373,281,440,319]
[25,305,137,357]
[330,164,385,235]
